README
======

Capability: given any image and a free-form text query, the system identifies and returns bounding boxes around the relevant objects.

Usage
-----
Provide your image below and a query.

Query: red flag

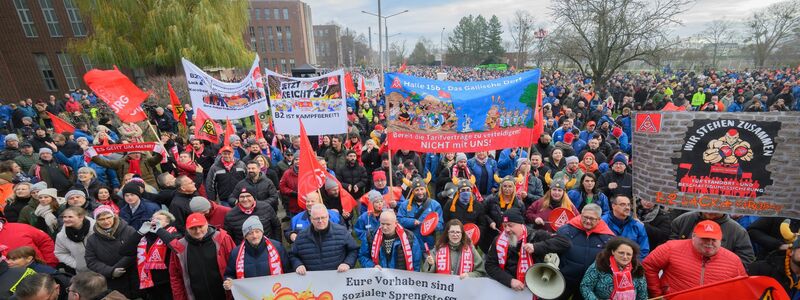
[83,67,148,123]
[46,112,75,134]
[398,60,407,73]
[168,82,187,127]
[193,108,221,144]
[531,82,544,144]
[254,110,265,141]
[224,117,234,147]
[359,76,366,100]
[344,72,356,96]
[297,120,327,209]
[662,276,788,300]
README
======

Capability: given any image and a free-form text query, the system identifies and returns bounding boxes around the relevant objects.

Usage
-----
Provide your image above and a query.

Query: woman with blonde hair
[525,178,579,232]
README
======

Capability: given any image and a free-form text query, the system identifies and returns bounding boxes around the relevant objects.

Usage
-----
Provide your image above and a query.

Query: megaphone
[525,253,565,300]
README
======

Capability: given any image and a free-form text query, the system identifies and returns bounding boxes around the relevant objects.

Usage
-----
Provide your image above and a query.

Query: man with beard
[205,146,246,205]
[598,154,633,199]
[323,136,348,172]
[322,178,352,222]
[485,210,570,291]
[601,195,650,259]
[749,238,800,297]
[336,150,367,199]
[556,204,615,300]
[51,134,81,157]
[358,171,403,214]
[358,210,422,271]
[29,148,72,195]
[578,138,608,165]
[397,176,444,250]
[168,213,235,300]
[275,150,294,178]
[550,156,583,190]
[240,142,262,164]
[644,221,746,297]
[29,127,51,153]
[230,161,279,210]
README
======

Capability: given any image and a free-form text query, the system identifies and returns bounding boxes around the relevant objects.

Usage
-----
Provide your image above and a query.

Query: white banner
[231,269,533,300]
[363,76,381,91]
[182,56,267,120]
[266,69,347,135]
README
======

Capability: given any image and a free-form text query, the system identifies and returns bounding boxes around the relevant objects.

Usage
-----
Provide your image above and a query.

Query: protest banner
[182,55,267,120]
[231,269,532,300]
[265,69,347,135]
[633,112,800,218]
[384,70,541,153]
[90,142,159,155]
[363,75,381,91]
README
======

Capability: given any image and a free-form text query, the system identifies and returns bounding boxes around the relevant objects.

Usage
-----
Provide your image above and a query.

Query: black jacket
[598,169,633,199]
[168,191,197,233]
[84,219,141,299]
[336,161,368,198]
[485,229,570,288]
[748,251,796,296]
[119,226,183,288]
[748,217,800,259]
[229,175,279,209]
[205,158,246,202]
[223,201,281,244]
[636,204,671,250]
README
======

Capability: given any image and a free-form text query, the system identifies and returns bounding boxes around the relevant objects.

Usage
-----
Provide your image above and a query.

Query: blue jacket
[567,189,610,215]
[612,131,631,154]
[601,214,650,259]
[358,228,422,271]
[579,130,594,143]
[467,158,498,195]
[54,152,120,188]
[572,139,587,155]
[556,223,614,284]
[618,116,632,140]
[354,212,380,241]
[73,130,94,144]
[727,102,744,112]
[119,199,161,229]
[290,223,359,271]
[224,237,291,278]
[286,209,343,240]
[358,187,406,215]
[397,199,443,250]
[423,153,440,181]
[552,127,573,143]
[497,148,528,178]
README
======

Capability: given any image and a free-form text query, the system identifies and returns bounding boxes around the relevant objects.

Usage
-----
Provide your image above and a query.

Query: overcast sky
[311,0,786,51]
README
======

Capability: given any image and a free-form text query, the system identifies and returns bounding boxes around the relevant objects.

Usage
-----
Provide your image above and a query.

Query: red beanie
[563,132,575,144]
[612,127,623,138]
[372,171,386,181]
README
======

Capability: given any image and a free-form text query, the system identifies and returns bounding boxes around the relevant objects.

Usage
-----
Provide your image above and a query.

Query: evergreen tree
[408,40,433,65]
[485,15,506,64]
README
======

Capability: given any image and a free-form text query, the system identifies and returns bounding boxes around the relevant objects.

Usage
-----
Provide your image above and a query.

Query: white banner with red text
[182,55,268,120]
[231,269,532,300]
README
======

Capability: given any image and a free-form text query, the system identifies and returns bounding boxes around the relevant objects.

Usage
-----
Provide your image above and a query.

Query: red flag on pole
[193,108,221,144]
[323,173,358,213]
[531,82,545,144]
[297,120,327,210]
[359,76,366,101]
[660,276,788,300]
[254,110,265,141]
[46,112,75,134]
[224,117,234,147]
[83,67,148,123]
[168,82,187,127]
[344,72,356,96]
[398,60,407,73]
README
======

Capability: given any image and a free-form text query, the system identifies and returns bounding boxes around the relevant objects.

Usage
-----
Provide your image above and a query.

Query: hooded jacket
[556,217,615,284]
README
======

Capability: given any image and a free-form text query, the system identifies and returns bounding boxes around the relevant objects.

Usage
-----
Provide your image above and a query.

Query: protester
[54,207,95,274]
[397,176,443,250]
[6,246,58,274]
[223,187,281,244]
[556,203,615,300]
[84,205,140,299]
[67,271,128,300]
[670,211,755,264]
[286,192,343,242]
[358,210,422,271]
[749,236,800,297]
[223,216,289,290]
[168,213,235,300]
[601,195,650,259]
[423,219,487,278]
[580,237,648,300]
[118,182,160,229]
[526,178,579,232]
[291,204,358,274]
[190,196,230,229]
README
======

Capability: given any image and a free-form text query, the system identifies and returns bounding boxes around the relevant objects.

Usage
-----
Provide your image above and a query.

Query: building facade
[246,0,316,74]
[313,24,342,69]
[0,0,91,102]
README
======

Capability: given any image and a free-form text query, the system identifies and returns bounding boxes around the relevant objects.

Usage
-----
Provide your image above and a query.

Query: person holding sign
[422,219,487,278]
[526,178,580,233]
[397,176,444,251]
[223,216,290,290]
[358,210,422,271]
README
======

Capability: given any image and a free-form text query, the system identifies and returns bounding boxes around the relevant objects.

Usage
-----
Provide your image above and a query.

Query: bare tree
[549,0,691,88]
[390,40,408,65]
[508,10,535,69]
[745,0,800,67]
[698,20,736,68]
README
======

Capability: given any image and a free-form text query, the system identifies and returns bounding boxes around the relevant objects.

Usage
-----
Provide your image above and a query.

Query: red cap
[587,121,596,127]
[563,132,575,144]
[374,124,385,131]
[612,127,623,138]
[186,213,208,228]
[372,171,386,181]
[693,220,722,240]
[219,146,233,154]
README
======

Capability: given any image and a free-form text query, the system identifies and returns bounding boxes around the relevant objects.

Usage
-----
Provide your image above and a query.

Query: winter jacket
[580,262,648,300]
[91,152,163,188]
[748,251,798,296]
[497,148,528,178]
[168,227,235,300]
[0,221,58,267]
[13,153,38,174]
[70,179,104,202]
[29,159,72,195]
[443,197,491,227]
[484,193,526,226]
[229,175,279,209]
[204,201,230,229]
[520,174,544,207]
[467,158,498,195]
[485,229,571,288]
[0,262,34,299]
[643,239,746,297]
[526,197,580,232]
[567,189,610,215]
[392,151,423,174]
[397,199,444,250]
[323,147,348,173]
[84,219,141,299]
[598,169,633,199]
[224,201,281,244]
[55,152,120,189]
[290,223,359,271]
[556,221,615,285]
[357,228,422,271]
[670,212,755,265]
[119,226,182,290]
[336,162,368,198]
[168,191,196,233]
[637,205,671,251]
[119,199,161,229]
[602,214,650,259]
[205,158,246,203]
[54,217,96,272]
[286,210,343,241]
[747,217,800,258]
[278,168,301,214]
[224,237,291,279]
[353,212,380,241]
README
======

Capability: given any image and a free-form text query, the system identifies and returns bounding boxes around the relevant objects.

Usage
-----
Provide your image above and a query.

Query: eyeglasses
[581,215,600,222]
[615,203,631,207]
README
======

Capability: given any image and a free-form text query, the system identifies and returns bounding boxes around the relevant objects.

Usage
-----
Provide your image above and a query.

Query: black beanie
[121,183,142,198]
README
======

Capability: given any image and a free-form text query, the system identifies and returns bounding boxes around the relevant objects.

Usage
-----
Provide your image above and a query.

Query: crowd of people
[0,65,797,300]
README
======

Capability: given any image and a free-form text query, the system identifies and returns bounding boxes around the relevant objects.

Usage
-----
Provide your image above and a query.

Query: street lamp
[386,32,401,67]
[361,3,382,73]
[440,27,445,66]
[363,9,409,71]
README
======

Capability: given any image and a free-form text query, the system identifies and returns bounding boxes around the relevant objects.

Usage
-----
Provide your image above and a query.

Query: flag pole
[146,121,171,159]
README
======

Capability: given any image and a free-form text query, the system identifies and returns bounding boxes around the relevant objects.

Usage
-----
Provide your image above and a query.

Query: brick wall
[633,111,800,218]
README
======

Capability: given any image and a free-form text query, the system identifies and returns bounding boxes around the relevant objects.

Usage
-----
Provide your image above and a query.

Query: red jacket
[279,168,300,214]
[0,221,58,267]
[643,239,746,297]
[65,99,82,113]
[205,201,230,229]
[169,228,235,300]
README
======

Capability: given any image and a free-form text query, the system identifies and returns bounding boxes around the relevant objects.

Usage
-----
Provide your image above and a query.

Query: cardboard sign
[548,207,576,231]
[464,223,480,245]
[420,213,439,236]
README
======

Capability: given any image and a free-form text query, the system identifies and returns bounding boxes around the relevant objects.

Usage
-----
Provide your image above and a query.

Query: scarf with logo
[372,226,413,270]
[235,238,283,278]
[435,244,473,275]
[137,226,176,289]
[495,226,532,282]
[609,256,636,300]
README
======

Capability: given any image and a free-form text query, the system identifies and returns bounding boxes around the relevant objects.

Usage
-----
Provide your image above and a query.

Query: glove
[112,268,126,278]
[152,221,163,232]
[153,144,164,155]
[34,204,52,217]
[138,221,153,235]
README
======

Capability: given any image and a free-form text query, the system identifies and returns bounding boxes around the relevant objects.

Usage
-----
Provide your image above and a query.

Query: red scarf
[495,227,532,282]
[128,158,142,176]
[609,256,636,300]
[239,201,256,215]
[98,200,120,215]
[137,227,176,289]
[222,158,235,170]
[371,226,413,270]
[566,215,616,236]
[235,238,283,278]
[451,164,471,181]
[435,244,473,275]
[515,174,529,194]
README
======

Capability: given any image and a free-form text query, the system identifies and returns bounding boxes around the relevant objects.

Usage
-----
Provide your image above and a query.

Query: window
[267,27,276,52]
[13,0,37,38]
[34,54,58,91]
[276,27,283,52]
[285,26,293,51]
[264,8,270,20]
[255,8,260,20]
[273,9,280,20]
[39,0,62,37]
[281,59,287,73]
[57,53,79,89]
[289,59,295,70]
[272,58,278,71]
[81,55,93,71]
[258,26,266,53]
[283,8,289,20]
[249,26,256,51]
[63,0,87,37]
